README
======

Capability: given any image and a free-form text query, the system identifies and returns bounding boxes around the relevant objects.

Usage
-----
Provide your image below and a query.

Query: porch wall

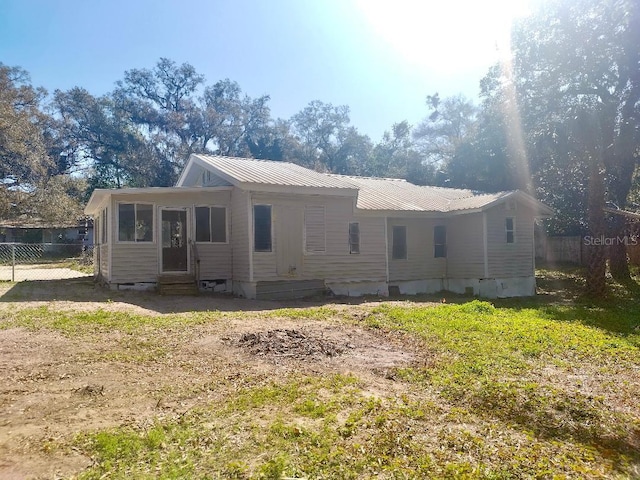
[108,190,232,284]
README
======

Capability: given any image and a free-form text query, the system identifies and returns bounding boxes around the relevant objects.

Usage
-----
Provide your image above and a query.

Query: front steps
[157,274,198,295]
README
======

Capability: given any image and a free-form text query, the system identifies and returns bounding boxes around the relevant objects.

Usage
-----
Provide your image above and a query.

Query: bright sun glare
[355,0,533,75]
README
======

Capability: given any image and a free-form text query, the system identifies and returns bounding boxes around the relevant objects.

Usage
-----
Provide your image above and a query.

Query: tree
[0,64,87,223]
[510,0,640,280]
[0,64,52,217]
[370,121,434,184]
[199,79,272,157]
[290,100,372,174]
[413,93,477,167]
[113,58,206,184]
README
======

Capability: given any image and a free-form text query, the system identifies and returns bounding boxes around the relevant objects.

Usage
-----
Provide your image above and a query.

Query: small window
[254,205,272,252]
[100,208,108,244]
[118,203,153,242]
[195,206,226,243]
[305,205,326,253]
[349,222,360,254]
[506,217,515,243]
[392,225,407,260]
[434,225,446,258]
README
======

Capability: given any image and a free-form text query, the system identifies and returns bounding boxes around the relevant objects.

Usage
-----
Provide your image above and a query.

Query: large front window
[118,203,153,242]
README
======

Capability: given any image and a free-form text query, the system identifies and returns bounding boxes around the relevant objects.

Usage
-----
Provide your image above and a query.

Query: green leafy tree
[510,0,640,279]
[290,100,372,174]
[370,121,434,184]
[0,64,84,224]
[413,93,477,167]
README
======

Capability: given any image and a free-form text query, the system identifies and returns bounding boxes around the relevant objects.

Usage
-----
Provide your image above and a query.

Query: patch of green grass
[266,306,340,320]
[73,371,630,479]
[0,306,221,335]
[367,300,640,463]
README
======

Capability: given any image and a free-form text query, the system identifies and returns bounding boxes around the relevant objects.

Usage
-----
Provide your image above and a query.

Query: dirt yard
[0,279,430,479]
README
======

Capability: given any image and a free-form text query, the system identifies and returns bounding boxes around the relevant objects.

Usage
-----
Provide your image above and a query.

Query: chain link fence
[0,243,94,281]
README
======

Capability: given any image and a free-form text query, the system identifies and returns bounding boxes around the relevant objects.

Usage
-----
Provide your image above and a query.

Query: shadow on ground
[0,277,407,313]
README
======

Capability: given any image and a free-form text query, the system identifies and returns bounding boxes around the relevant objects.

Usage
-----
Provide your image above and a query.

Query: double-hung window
[118,203,153,242]
[506,217,515,243]
[434,225,446,258]
[195,206,227,243]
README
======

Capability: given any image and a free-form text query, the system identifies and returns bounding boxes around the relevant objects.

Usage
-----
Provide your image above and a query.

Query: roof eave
[84,185,234,215]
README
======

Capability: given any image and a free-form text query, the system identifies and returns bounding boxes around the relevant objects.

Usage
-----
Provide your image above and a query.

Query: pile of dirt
[236,329,348,358]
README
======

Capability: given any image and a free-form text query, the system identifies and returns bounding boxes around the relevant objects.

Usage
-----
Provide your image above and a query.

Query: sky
[0,0,532,141]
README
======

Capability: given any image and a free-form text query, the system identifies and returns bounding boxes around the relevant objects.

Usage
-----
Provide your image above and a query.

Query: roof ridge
[329,173,408,182]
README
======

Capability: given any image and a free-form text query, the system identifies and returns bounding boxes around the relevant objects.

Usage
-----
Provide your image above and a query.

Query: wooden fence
[535,234,640,266]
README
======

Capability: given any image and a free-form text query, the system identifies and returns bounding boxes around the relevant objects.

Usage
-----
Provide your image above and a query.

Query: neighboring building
[84,154,553,299]
[0,218,93,246]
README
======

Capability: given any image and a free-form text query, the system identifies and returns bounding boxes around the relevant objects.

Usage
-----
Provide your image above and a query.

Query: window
[254,205,272,252]
[118,203,153,242]
[506,217,515,243]
[434,225,446,258]
[195,206,226,243]
[349,222,360,254]
[392,225,407,260]
[305,205,326,253]
[100,208,108,244]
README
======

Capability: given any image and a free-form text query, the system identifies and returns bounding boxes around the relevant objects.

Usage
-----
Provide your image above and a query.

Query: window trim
[506,216,516,244]
[117,202,155,243]
[392,225,407,260]
[194,205,228,244]
[349,221,360,254]
[434,225,446,258]
[253,204,273,253]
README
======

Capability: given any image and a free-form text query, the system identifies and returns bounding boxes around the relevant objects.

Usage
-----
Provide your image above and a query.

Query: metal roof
[85,155,552,217]
[193,155,357,191]
[332,175,511,213]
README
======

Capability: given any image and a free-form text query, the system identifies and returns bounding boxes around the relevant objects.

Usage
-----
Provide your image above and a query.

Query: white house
[84,154,553,299]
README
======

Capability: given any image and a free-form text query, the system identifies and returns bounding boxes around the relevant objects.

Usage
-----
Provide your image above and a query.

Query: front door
[161,208,189,273]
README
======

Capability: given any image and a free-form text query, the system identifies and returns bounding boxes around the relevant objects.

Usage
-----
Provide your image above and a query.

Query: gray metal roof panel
[193,155,357,190]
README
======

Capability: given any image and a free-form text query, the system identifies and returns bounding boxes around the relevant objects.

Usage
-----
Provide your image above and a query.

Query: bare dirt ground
[0,265,90,282]
[0,279,433,479]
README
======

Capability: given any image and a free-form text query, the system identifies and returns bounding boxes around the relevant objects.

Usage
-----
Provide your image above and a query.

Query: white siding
[447,213,485,278]
[387,217,447,282]
[108,189,232,284]
[251,193,386,282]
[197,243,232,279]
[486,203,535,277]
[231,189,250,281]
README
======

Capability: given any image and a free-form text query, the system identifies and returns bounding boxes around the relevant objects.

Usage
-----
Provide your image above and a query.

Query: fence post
[11,243,15,282]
